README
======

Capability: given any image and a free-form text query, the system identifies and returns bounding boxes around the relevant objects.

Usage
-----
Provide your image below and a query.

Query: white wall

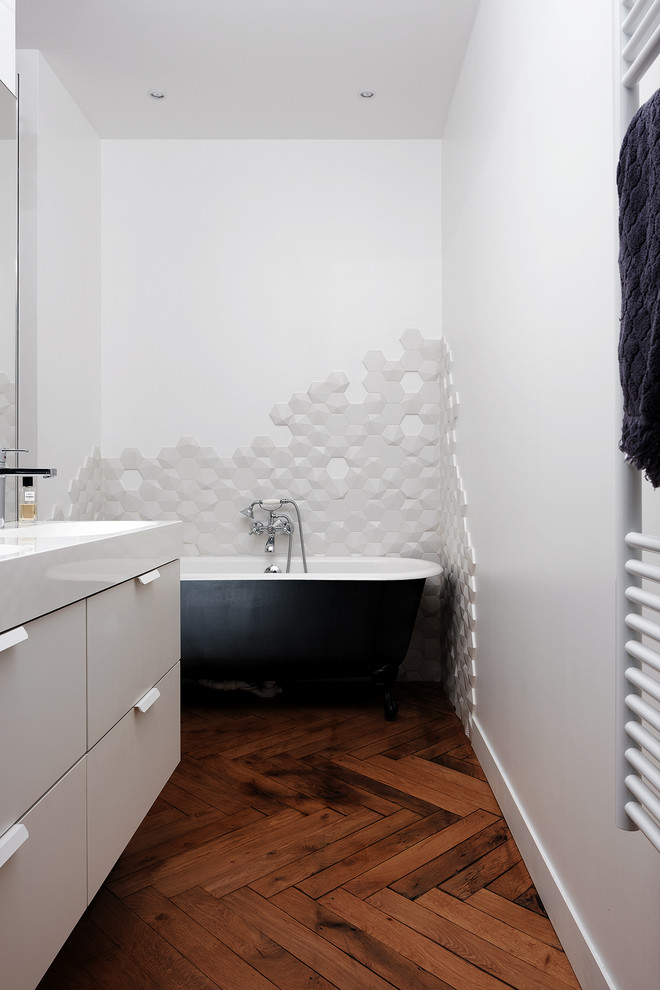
[0,101,16,377]
[17,51,101,515]
[443,2,660,989]
[0,0,14,94]
[101,140,442,457]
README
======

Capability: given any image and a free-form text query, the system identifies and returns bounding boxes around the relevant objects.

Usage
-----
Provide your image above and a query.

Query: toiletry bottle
[19,475,36,523]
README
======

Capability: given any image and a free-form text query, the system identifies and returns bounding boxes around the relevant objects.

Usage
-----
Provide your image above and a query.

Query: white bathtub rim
[180,555,442,582]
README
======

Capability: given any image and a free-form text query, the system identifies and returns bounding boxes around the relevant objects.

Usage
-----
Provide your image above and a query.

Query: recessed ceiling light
[149,90,165,99]
[360,91,375,99]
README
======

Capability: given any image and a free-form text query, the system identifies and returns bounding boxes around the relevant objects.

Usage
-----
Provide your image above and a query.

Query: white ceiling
[16,0,479,139]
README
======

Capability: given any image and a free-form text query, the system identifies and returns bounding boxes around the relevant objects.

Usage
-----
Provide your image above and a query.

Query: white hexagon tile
[55,331,477,731]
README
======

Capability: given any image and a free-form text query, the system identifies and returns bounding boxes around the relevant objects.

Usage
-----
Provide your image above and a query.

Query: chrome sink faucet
[0,448,57,528]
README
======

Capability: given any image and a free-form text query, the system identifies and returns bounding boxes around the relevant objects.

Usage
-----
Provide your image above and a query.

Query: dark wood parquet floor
[39,682,581,990]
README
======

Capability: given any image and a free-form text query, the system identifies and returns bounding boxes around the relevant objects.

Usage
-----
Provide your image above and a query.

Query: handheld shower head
[260,498,283,510]
[242,498,284,518]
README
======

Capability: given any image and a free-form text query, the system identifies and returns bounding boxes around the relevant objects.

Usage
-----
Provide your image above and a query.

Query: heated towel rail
[616,0,660,851]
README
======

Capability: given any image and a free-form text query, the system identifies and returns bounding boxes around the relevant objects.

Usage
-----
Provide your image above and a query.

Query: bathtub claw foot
[372,663,400,720]
[382,691,399,721]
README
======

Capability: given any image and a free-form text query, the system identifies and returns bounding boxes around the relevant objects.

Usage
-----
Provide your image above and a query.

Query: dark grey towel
[618,88,660,487]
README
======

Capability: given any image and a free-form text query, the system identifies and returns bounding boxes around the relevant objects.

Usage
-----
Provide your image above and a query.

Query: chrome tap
[246,511,292,552]
[240,497,307,572]
[0,449,57,527]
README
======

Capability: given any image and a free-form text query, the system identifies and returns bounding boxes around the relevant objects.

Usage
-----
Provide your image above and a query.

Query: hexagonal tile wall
[56,331,476,731]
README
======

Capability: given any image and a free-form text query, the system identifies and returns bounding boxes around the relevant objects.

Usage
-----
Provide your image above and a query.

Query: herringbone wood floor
[39,682,581,990]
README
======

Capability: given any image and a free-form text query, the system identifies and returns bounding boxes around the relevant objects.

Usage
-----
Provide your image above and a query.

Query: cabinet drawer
[0,602,86,837]
[87,559,180,746]
[0,758,87,990]
[87,661,180,900]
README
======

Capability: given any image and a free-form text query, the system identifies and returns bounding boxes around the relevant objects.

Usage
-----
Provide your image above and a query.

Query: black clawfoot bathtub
[180,555,441,719]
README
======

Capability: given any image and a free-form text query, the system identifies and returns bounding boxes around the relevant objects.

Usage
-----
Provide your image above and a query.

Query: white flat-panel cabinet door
[87,662,180,900]
[0,758,87,990]
[87,560,180,747]
[0,602,86,837]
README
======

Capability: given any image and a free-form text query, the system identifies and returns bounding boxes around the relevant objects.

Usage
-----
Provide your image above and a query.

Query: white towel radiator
[615,0,660,850]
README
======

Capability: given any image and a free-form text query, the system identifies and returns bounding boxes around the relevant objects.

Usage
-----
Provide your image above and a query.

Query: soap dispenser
[19,475,36,523]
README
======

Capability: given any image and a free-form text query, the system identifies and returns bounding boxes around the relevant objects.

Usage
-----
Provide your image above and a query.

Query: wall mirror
[0,78,17,516]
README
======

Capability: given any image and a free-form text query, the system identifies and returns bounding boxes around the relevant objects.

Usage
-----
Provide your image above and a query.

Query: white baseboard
[470,716,616,990]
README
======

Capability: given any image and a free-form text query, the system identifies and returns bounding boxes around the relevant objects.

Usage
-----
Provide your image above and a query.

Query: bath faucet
[248,512,292,553]
[240,496,308,573]
[0,449,57,528]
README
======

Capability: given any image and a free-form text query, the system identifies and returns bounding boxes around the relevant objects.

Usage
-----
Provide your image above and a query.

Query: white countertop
[0,520,183,632]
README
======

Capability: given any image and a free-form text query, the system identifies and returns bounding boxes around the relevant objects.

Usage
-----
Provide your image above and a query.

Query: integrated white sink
[0,544,27,557]
[0,518,182,632]
[5,520,159,538]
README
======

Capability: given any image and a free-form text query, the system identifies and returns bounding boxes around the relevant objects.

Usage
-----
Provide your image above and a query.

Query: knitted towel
[618,88,660,487]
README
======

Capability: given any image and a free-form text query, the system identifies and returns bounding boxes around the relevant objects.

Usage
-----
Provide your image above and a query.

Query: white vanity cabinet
[86,560,181,899]
[87,662,180,899]
[0,522,181,990]
[0,602,86,840]
[0,760,87,990]
[87,560,181,747]
[0,605,87,990]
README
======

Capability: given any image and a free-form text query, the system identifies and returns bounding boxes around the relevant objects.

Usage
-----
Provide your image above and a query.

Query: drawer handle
[137,568,160,586]
[0,824,29,869]
[135,687,160,713]
[0,626,28,654]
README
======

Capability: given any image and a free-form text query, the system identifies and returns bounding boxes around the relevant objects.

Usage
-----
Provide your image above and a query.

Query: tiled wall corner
[58,332,476,728]
[52,445,105,520]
